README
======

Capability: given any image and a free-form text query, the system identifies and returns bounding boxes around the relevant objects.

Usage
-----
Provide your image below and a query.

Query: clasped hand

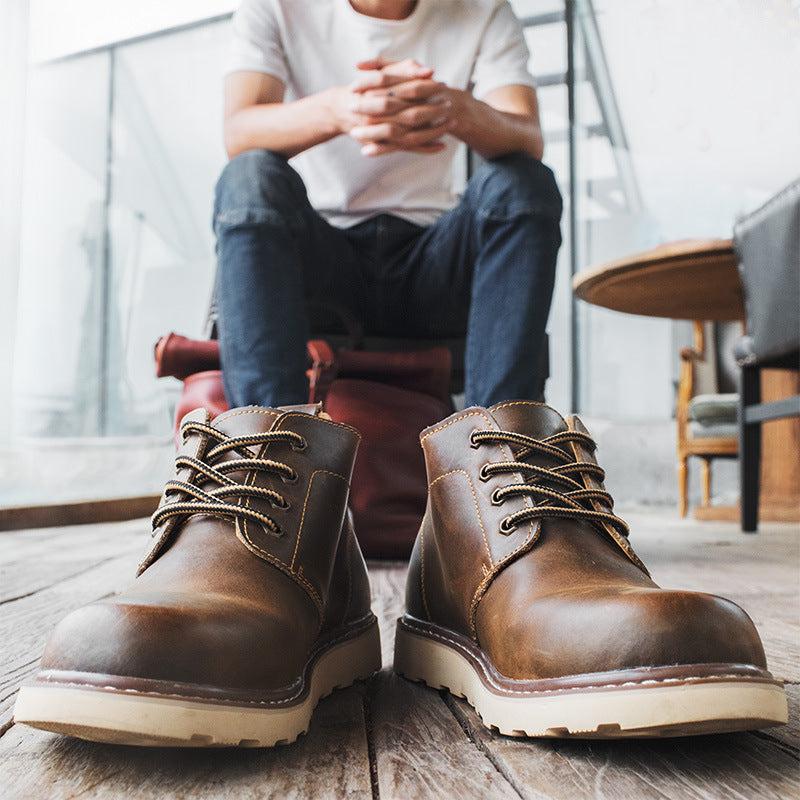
[344,57,456,156]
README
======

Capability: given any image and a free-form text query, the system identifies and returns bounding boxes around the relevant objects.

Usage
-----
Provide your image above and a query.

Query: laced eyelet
[499,517,517,535]
[281,469,299,484]
[490,488,504,506]
[478,464,492,482]
[272,497,291,511]
[469,430,481,449]
[292,437,308,452]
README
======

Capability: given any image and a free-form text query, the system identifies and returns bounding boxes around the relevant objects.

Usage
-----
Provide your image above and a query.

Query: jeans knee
[214,149,309,227]
[468,153,563,222]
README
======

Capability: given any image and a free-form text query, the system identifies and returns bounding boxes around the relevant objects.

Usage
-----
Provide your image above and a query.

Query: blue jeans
[213,149,562,409]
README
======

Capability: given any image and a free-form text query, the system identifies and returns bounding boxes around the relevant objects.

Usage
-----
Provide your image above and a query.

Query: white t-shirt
[228,0,536,227]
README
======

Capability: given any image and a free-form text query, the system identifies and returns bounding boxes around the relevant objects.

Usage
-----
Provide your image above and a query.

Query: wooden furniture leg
[740,365,762,533]
[700,457,712,508]
[677,457,688,517]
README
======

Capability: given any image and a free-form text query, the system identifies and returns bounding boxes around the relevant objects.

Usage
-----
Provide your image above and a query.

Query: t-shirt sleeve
[227,0,288,83]
[471,0,536,99]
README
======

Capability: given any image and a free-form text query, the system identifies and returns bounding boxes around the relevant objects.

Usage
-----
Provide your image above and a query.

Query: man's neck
[348,1,418,21]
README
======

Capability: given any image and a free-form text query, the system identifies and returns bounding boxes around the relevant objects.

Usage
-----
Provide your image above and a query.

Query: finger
[392,100,452,128]
[375,78,447,101]
[356,57,434,78]
[349,70,392,93]
[393,119,455,147]
[380,58,435,78]
[350,121,404,143]
[347,93,407,116]
[351,73,444,95]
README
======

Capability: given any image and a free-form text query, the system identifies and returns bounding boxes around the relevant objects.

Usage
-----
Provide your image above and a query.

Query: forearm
[224,88,344,160]
[447,87,544,161]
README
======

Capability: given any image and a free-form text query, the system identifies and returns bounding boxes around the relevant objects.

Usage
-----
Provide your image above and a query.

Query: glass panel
[5,20,231,506]
[13,53,111,438]
[105,20,230,436]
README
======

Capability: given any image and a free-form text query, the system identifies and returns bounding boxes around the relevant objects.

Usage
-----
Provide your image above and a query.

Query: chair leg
[700,458,711,508]
[677,456,688,517]
[740,365,762,533]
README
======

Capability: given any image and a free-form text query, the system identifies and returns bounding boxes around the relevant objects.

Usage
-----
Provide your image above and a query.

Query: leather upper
[405,401,768,679]
[40,406,373,694]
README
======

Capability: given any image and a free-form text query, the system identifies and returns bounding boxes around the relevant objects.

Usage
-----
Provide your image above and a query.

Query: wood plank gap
[441,692,527,800]
[364,675,381,800]
[748,729,800,761]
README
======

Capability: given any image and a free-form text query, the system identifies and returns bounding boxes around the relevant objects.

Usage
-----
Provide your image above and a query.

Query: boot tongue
[212,403,323,439]
[487,401,568,447]
[212,407,281,438]
[486,402,573,490]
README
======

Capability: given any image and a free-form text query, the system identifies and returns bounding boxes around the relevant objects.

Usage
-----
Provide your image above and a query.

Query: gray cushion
[690,421,738,439]
[689,393,739,426]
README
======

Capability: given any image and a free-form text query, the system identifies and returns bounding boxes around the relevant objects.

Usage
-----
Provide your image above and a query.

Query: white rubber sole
[14,621,381,748]
[394,618,788,738]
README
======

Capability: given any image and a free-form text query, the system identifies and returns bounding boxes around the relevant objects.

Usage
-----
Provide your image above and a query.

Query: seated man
[213,0,563,410]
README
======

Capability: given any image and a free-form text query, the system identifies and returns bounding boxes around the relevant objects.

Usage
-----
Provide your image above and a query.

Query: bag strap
[307,339,338,403]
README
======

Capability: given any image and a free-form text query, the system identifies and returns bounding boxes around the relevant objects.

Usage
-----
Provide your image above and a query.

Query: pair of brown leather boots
[14,402,787,746]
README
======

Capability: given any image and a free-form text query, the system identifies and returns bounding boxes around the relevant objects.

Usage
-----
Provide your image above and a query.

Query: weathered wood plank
[0,520,148,603]
[368,669,520,800]
[366,561,406,668]
[447,693,800,800]
[1,514,796,800]
[0,544,143,731]
[0,684,373,799]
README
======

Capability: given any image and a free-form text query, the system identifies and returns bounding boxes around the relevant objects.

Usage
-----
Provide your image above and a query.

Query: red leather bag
[155,333,452,559]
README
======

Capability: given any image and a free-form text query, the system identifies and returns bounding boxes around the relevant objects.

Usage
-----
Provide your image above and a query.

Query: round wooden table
[572,238,744,321]
[572,238,799,523]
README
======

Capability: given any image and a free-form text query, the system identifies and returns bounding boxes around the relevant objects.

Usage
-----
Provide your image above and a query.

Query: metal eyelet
[499,517,517,535]
[469,430,481,449]
[490,488,504,506]
[478,464,492,482]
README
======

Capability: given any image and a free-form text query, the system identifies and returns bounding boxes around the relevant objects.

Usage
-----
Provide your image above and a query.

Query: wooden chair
[676,320,740,516]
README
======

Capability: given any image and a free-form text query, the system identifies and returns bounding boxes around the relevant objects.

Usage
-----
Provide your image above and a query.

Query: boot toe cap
[39,594,311,693]
[479,587,768,680]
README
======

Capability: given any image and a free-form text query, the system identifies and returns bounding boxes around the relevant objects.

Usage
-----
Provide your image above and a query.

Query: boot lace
[470,428,629,538]
[151,419,307,537]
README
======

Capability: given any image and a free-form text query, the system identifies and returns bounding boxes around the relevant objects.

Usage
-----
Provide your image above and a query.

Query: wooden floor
[1,511,798,799]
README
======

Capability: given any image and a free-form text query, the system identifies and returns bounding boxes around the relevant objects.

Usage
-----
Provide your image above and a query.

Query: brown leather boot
[394,401,787,738]
[15,405,381,747]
